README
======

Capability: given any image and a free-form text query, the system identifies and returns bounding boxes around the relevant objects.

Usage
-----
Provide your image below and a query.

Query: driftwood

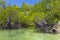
[5,22,22,29]
[35,20,55,33]
[35,20,49,32]
[52,21,60,33]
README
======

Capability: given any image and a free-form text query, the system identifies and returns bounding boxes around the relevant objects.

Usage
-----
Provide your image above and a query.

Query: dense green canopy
[0,0,60,26]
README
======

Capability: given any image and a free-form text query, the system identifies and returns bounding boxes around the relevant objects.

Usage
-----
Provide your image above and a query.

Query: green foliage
[0,0,60,27]
[42,0,60,24]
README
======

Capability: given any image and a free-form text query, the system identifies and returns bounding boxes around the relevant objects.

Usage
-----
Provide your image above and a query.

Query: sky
[6,0,40,7]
